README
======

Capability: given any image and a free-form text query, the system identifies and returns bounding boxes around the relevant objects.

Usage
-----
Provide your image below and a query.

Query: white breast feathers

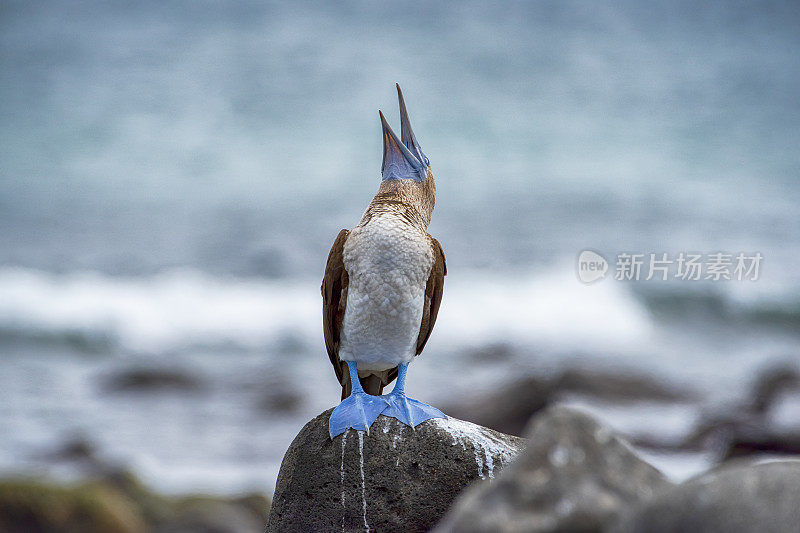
[338,215,433,371]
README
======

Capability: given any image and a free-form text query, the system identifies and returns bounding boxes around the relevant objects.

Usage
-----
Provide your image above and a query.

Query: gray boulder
[434,406,671,533]
[266,409,525,533]
[616,460,800,533]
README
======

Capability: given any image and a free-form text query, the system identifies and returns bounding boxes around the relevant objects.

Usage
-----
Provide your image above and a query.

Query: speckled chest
[338,214,433,369]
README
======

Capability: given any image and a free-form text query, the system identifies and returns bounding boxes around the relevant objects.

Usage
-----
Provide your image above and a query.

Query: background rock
[446,375,553,436]
[677,361,800,459]
[99,367,205,394]
[158,497,264,533]
[434,406,671,533]
[0,479,146,533]
[446,367,695,436]
[0,473,269,533]
[266,410,525,533]
[255,375,305,415]
[554,369,692,404]
[616,460,800,533]
[749,363,800,413]
[723,430,800,460]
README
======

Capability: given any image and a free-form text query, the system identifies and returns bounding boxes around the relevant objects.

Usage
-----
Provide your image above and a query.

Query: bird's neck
[359,173,436,231]
[359,175,435,231]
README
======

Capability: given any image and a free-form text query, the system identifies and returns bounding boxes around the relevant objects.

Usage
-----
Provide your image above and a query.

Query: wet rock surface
[266,409,525,533]
[616,460,800,533]
[434,406,672,533]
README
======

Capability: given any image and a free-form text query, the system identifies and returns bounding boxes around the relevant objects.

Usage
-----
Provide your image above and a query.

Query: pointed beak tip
[379,86,427,180]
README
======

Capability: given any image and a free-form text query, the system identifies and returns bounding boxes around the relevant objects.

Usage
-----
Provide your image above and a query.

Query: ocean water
[1,0,799,494]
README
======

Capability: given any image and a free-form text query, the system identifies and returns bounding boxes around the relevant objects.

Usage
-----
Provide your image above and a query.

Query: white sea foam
[0,265,651,355]
[0,267,320,354]
[435,267,653,353]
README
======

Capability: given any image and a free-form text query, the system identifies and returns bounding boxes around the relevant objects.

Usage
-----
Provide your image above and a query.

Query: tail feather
[360,374,384,396]
[339,363,398,400]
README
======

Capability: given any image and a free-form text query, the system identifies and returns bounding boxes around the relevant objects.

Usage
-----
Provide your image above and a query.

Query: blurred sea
[1,0,799,494]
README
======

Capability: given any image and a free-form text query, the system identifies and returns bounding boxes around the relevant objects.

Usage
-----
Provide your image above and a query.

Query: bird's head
[380,84,432,184]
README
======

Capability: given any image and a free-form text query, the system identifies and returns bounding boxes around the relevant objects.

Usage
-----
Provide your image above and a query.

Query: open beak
[379,105,426,182]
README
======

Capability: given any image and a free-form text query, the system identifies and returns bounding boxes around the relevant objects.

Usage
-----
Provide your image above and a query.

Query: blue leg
[381,363,445,428]
[329,361,389,438]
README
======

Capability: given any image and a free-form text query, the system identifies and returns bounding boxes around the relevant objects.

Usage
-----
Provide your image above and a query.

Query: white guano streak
[340,432,348,533]
[433,417,520,479]
[358,431,370,532]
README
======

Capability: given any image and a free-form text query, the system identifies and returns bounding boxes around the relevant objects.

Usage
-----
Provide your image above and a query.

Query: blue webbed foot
[381,391,445,428]
[329,391,388,438]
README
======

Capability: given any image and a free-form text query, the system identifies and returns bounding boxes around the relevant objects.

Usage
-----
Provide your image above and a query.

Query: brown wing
[321,229,349,385]
[416,236,447,355]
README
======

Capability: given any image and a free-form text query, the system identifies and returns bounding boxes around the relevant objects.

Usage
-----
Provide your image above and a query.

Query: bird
[322,84,447,438]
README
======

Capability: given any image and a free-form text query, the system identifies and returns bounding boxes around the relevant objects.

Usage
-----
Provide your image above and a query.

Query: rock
[554,369,693,404]
[678,362,800,457]
[266,410,525,533]
[229,493,271,527]
[445,375,553,436]
[100,367,205,394]
[256,376,305,415]
[0,473,270,533]
[749,362,800,413]
[158,497,264,533]
[97,469,270,533]
[446,368,693,436]
[36,436,271,531]
[723,430,800,460]
[434,406,671,533]
[0,478,146,533]
[465,343,516,363]
[259,389,304,413]
[681,409,764,452]
[39,435,98,464]
[616,460,800,533]
[34,435,114,483]
[102,468,178,526]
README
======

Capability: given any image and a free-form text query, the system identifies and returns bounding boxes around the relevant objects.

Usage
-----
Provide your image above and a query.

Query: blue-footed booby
[322,85,447,438]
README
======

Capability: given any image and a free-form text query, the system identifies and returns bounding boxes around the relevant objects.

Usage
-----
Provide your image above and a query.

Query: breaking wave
[0,266,653,356]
